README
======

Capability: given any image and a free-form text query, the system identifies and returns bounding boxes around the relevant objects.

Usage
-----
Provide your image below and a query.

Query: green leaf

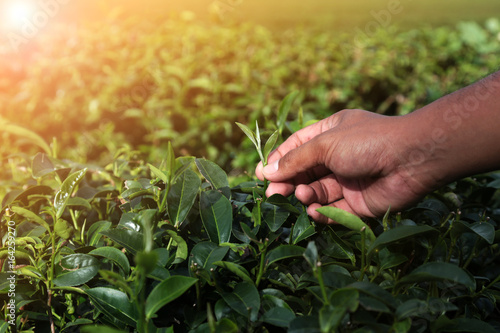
[316,207,375,241]
[167,168,201,226]
[54,168,87,219]
[101,228,144,255]
[221,281,260,321]
[292,212,316,244]
[324,227,356,265]
[235,122,258,149]
[397,262,476,291]
[348,281,397,309]
[148,163,168,184]
[261,306,296,328]
[190,241,230,273]
[90,247,131,274]
[145,276,198,319]
[81,326,128,333]
[66,197,92,210]
[85,287,137,327]
[266,245,305,266]
[262,202,290,232]
[2,120,52,156]
[265,194,301,214]
[303,241,319,268]
[289,316,321,333]
[166,230,188,264]
[195,158,230,198]
[263,130,279,165]
[32,152,55,178]
[277,91,300,134]
[88,221,112,246]
[368,225,437,255]
[54,219,74,239]
[10,206,50,231]
[452,221,495,244]
[200,190,233,244]
[53,254,100,287]
[213,261,253,284]
[431,316,497,333]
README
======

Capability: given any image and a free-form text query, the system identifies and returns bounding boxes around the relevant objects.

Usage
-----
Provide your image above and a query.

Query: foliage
[1,140,500,332]
[1,17,500,172]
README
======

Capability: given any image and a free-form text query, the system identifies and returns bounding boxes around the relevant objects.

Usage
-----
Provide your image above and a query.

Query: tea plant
[1,137,500,332]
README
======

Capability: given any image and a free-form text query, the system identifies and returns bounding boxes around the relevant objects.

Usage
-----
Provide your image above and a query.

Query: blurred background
[1,0,499,181]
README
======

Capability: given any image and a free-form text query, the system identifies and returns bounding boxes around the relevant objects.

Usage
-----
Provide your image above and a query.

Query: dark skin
[256,71,500,223]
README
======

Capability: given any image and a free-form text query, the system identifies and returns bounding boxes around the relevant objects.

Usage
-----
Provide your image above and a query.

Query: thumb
[262,136,329,182]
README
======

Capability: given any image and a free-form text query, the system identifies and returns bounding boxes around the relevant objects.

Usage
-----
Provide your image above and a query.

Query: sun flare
[5,1,34,27]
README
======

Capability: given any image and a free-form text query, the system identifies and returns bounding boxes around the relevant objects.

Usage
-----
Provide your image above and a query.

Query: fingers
[295,174,342,205]
[255,116,336,181]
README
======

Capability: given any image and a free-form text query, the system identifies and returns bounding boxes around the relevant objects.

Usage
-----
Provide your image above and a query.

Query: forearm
[398,71,500,189]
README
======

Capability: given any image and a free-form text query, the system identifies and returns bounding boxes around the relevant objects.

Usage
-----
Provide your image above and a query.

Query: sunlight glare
[5,1,34,27]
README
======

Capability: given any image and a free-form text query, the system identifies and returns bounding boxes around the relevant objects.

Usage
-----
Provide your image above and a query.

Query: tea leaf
[235,122,258,149]
[54,168,87,219]
[261,306,296,328]
[10,206,50,231]
[195,158,230,199]
[190,242,230,273]
[397,262,476,291]
[167,168,201,226]
[90,247,131,274]
[213,261,253,284]
[368,225,437,255]
[263,130,279,165]
[266,245,305,266]
[85,287,137,327]
[221,282,260,321]
[145,276,198,319]
[200,190,232,244]
[277,91,300,134]
[316,207,375,242]
[53,254,100,287]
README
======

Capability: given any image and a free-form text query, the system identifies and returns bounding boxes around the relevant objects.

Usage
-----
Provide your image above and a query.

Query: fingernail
[263,160,279,176]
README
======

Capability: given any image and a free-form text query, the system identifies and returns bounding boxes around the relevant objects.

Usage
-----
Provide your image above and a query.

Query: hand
[256,109,437,223]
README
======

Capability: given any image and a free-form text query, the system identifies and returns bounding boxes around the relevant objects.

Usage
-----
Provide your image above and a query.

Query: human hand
[255,109,438,223]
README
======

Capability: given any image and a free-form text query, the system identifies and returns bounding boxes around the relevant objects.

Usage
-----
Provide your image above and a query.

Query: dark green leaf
[190,241,230,273]
[101,228,144,255]
[88,221,112,246]
[195,158,230,198]
[53,254,99,287]
[368,225,437,255]
[397,262,476,290]
[303,241,318,268]
[85,287,137,327]
[66,197,92,210]
[431,316,497,333]
[167,168,201,226]
[262,202,290,232]
[292,212,316,244]
[266,245,305,266]
[221,281,260,321]
[261,306,296,328]
[200,190,232,244]
[145,276,198,319]
[90,247,130,274]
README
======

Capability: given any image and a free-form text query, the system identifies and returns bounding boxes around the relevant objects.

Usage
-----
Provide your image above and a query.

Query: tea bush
[1,17,500,172]
[1,142,500,332]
